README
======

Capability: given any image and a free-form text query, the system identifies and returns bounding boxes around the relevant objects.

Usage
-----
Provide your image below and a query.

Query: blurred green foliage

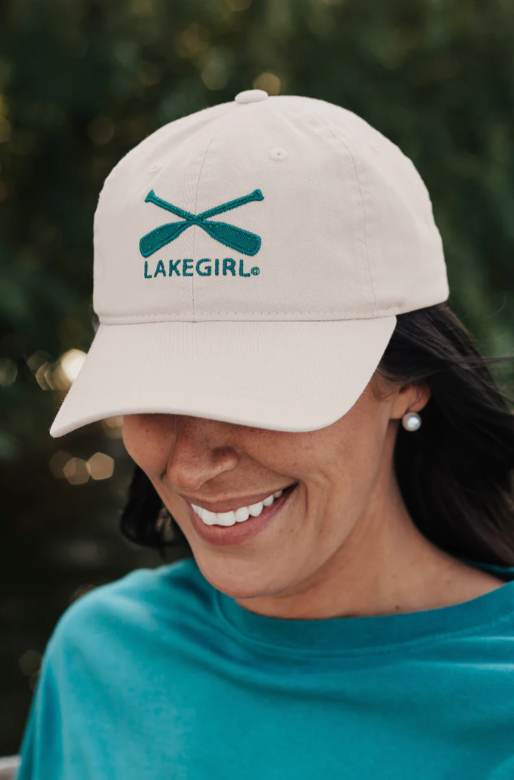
[1,0,514,757]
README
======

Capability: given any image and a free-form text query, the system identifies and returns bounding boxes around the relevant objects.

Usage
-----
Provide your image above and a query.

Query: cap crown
[93,93,448,324]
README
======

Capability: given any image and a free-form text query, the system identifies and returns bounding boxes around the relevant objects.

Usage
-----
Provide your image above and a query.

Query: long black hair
[120,302,514,566]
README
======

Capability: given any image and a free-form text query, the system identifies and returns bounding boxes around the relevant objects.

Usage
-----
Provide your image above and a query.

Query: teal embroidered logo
[143,257,261,279]
[139,189,264,257]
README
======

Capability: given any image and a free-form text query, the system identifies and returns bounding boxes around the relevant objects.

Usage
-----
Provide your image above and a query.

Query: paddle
[139,189,264,257]
[139,221,191,258]
[140,191,196,256]
[197,220,261,256]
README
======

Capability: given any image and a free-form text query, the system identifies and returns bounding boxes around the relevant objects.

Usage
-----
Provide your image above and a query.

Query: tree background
[1,0,514,757]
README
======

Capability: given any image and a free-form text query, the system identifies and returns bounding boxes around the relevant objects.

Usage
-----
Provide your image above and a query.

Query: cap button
[235,89,268,104]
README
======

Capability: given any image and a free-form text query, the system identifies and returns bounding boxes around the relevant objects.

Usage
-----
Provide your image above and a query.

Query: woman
[17,90,514,779]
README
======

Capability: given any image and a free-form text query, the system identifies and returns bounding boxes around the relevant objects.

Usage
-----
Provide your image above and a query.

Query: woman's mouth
[187,482,299,547]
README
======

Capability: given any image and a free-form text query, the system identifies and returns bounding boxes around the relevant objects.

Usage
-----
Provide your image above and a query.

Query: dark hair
[120,302,514,566]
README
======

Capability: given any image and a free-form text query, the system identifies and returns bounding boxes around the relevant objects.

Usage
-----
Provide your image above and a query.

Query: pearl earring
[402,411,422,432]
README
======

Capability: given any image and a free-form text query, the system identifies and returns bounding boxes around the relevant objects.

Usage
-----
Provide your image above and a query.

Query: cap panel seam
[274,101,377,316]
[190,119,229,322]
[93,103,237,321]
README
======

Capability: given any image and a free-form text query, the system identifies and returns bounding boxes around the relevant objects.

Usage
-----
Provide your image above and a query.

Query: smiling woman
[119,301,514,618]
[16,92,514,780]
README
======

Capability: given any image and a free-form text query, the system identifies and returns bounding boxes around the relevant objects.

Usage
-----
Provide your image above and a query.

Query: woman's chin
[194,555,287,602]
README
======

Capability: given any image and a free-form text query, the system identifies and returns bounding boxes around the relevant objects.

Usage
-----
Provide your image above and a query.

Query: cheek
[323,394,388,489]
[122,414,174,478]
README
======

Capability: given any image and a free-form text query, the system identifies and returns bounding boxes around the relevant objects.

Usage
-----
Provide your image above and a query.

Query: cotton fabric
[17,555,514,780]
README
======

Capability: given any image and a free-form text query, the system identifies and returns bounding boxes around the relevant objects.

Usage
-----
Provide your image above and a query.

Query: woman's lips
[187,482,298,547]
[183,482,297,514]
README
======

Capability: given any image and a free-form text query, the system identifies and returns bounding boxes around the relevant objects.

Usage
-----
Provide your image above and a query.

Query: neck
[236,460,503,622]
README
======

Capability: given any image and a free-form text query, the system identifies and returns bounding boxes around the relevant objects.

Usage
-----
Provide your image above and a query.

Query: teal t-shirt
[16,555,514,779]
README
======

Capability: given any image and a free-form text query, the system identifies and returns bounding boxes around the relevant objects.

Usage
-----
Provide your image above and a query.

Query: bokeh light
[62,457,90,485]
[18,650,41,679]
[102,416,124,438]
[49,450,115,483]
[253,73,281,94]
[48,450,73,479]
[0,358,17,387]
[57,349,87,387]
[87,452,115,480]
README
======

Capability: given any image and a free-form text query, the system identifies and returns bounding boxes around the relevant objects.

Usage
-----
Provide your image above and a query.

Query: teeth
[248,501,265,518]
[215,511,237,525]
[235,505,250,522]
[192,488,286,527]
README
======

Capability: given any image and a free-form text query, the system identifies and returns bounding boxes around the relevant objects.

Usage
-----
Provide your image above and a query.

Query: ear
[389,383,431,422]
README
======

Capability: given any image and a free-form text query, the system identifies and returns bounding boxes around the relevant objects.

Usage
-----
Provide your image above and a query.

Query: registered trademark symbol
[251,267,260,275]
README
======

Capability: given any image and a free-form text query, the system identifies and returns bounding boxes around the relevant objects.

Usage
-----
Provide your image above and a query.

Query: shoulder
[45,555,210,661]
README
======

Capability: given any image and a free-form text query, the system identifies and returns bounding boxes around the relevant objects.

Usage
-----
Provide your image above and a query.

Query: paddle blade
[139,221,190,257]
[199,220,261,256]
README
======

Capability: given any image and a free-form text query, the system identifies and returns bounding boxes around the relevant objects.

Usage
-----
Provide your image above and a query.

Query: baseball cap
[50,89,449,438]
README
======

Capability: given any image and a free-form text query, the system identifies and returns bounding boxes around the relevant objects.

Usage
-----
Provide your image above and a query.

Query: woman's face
[122,372,429,605]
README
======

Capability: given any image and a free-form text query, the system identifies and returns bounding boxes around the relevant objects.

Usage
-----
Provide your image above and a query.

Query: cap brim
[49,317,397,437]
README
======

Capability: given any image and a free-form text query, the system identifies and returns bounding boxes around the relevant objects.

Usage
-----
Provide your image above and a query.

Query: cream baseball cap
[50,89,449,438]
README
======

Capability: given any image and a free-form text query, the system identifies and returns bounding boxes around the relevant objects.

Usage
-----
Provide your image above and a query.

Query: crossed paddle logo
[139,188,264,258]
